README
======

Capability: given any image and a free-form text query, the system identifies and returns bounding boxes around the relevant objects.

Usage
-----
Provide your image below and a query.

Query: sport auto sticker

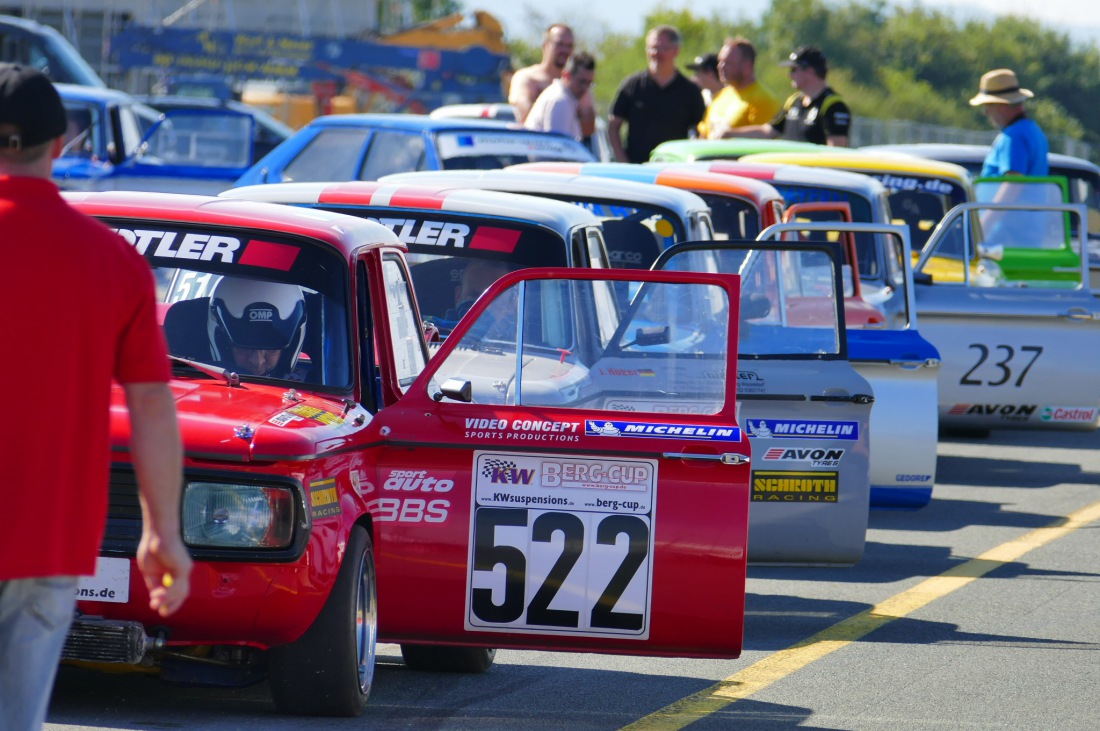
[366,468,454,524]
[465,451,657,639]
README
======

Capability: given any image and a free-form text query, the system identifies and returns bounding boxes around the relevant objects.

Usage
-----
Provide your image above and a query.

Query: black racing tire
[269,525,377,716]
[400,645,497,674]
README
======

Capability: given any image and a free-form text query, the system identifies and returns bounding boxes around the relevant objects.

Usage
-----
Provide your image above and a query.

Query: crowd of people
[510,22,1046,174]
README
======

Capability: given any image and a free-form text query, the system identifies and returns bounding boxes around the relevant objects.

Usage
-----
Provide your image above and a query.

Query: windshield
[699,193,761,240]
[773,184,878,279]
[436,130,594,169]
[104,221,352,389]
[658,244,844,360]
[60,102,101,159]
[432,276,731,414]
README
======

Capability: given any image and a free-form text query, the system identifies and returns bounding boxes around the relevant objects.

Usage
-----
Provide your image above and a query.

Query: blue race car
[53,84,259,195]
[232,113,595,187]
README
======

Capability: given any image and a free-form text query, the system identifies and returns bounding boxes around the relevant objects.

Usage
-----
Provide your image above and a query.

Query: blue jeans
[0,577,77,731]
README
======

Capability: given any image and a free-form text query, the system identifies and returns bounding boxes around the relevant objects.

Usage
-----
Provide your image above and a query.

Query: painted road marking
[622,499,1100,731]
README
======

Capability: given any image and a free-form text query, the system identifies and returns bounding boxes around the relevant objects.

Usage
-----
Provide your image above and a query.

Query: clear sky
[464,0,1100,47]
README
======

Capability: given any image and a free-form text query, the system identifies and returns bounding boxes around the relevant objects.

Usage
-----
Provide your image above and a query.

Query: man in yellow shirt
[699,37,780,139]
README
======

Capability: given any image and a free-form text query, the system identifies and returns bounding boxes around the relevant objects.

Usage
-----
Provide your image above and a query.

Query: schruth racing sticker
[751,470,839,502]
[586,420,740,441]
[310,478,341,518]
[466,451,656,639]
[287,403,344,425]
[1040,406,1098,423]
[763,447,844,466]
[745,419,858,440]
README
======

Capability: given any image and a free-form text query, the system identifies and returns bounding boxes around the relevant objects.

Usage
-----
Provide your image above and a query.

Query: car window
[381,255,428,389]
[60,102,99,158]
[358,131,427,180]
[699,193,760,240]
[282,128,371,182]
[773,184,878,280]
[436,130,594,169]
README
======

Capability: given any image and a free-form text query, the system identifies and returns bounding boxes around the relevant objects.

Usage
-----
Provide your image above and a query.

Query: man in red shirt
[0,64,192,730]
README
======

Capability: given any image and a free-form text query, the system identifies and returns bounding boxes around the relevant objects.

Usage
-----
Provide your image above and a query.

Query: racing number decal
[465,452,656,639]
[960,344,1043,387]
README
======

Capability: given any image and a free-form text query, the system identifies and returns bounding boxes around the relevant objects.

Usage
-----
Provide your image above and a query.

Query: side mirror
[438,378,472,403]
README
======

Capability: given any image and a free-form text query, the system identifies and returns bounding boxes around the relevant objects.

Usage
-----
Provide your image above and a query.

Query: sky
[464,0,1100,47]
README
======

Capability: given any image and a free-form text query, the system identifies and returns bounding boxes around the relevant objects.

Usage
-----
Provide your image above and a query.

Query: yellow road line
[623,499,1100,731]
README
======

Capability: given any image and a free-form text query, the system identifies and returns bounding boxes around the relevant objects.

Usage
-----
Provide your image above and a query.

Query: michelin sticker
[586,420,741,441]
[745,419,859,440]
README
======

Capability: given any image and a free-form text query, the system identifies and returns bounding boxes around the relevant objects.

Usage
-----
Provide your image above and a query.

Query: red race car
[61,191,752,717]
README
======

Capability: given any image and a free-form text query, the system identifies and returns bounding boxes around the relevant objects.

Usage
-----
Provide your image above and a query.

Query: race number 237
[960,344,1042,387]
[466,508,652,638]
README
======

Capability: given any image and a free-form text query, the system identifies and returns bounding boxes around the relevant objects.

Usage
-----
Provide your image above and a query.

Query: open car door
[760,221,941,509]
[370,267,750,657]
[974,176,1079,287]
[655,241,873,565]
[916,201,1100,430]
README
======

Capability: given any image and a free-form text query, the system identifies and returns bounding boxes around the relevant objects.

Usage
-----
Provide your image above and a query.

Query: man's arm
[723,124,778,139]
[826,134,849,147]
[607,115,628,162]
[124,381,192,617]
[508,69,539,124]
[578,88,596,138]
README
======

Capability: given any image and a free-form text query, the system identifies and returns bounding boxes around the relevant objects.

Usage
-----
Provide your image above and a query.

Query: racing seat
[409,258,465,322]
[601,219,663,270]
[162,297,214,361]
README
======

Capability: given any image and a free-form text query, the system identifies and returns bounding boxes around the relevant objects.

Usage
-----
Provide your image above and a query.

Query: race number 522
[465,452,656,639]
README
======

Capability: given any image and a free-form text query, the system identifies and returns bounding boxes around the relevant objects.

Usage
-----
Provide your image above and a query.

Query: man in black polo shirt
[726,45,851,147]
[609,25,706,163]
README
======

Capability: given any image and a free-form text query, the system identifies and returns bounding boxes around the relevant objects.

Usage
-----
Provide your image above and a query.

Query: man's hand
[138,532,192,617]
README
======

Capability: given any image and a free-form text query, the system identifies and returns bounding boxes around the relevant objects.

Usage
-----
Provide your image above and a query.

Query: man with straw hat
[970,68,1048,177]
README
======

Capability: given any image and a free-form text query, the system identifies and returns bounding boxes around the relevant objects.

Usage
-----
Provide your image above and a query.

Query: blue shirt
[981,116,1049,177]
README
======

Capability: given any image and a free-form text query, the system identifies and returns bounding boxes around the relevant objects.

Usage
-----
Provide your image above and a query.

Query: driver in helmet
[208,277,308,379]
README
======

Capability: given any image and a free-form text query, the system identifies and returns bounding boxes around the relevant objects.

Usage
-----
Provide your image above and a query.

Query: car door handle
[888,358,941,369]
[664,452,750,465]
[1062,308,1095,320]
[810,393,875,404]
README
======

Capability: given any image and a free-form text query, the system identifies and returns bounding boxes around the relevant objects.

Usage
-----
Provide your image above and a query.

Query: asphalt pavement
[45,426,1100,730]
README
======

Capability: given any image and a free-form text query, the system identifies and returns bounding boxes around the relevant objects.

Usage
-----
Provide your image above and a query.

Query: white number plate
[76,556,130,603]
[465,451,657,639]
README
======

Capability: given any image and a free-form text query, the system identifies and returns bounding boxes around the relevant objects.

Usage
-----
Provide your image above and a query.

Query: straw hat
[969,69,1034,106]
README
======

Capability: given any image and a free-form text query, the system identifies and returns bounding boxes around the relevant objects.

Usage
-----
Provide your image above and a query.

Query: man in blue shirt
[970,68,1048,177]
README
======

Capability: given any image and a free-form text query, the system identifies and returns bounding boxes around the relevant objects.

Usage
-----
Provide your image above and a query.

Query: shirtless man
[508,23,595,138]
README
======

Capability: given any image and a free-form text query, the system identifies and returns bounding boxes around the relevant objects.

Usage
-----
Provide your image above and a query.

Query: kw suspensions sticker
[465,451,657,639]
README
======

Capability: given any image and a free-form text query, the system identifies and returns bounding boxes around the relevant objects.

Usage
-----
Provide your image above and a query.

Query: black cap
[0,63,67,150]
[686,53,719,74]
[779,46,828,77]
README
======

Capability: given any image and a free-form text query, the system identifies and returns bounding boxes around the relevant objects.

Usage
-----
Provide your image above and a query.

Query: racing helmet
[208,277,307,374]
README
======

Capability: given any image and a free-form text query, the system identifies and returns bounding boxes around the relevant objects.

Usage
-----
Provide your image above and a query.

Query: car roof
[541,161,786,205]
[222,181,602,232]
[687,160,890,196]
[63,190,402,256]
[55,83,142,105]
[740,150,973,184]
[304,113,523,132]
[649,138,833,161]
[134,95,294,132]
[380,169,710,216]
[860,143,1100,174]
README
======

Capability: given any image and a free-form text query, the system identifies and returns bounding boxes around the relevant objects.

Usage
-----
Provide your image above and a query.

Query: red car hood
[110,378,364,461]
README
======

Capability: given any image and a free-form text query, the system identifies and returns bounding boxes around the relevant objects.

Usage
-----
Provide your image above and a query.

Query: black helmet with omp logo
[208,277,306,375]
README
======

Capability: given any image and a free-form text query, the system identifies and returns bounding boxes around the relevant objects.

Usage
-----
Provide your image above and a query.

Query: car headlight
[183,482,296,549]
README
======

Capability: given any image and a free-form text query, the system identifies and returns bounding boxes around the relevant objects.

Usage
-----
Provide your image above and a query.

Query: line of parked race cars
[59,98,1100,717]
